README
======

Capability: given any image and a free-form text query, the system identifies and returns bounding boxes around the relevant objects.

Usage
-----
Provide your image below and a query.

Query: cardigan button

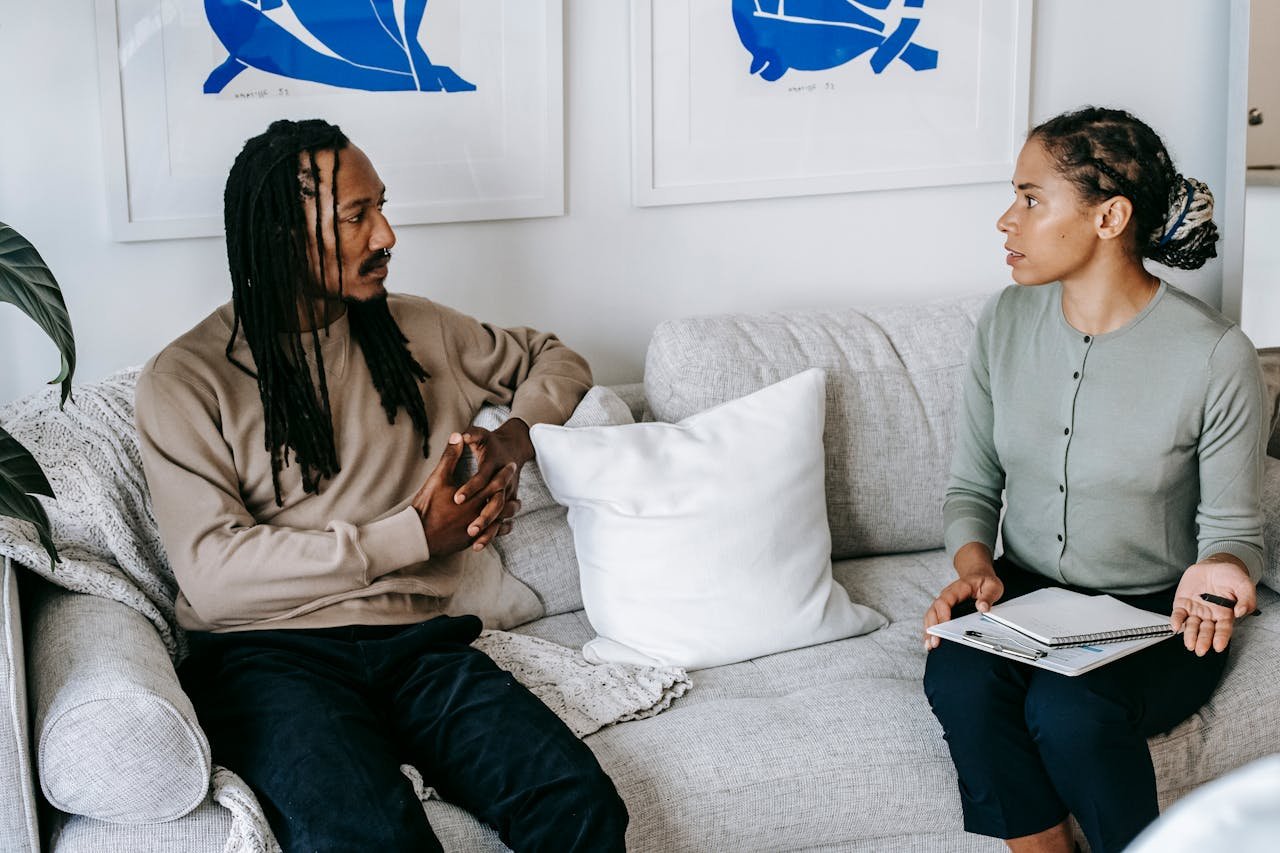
[1064,427,1070,435]
[1084,335,1091,343]
[1073,371,1080,380]
[1059,485,1065,493]
[1057,534,1064,542]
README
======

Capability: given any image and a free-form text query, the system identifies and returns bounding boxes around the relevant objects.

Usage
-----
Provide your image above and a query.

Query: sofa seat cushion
[47,795,513,853]
[47,798,235,853]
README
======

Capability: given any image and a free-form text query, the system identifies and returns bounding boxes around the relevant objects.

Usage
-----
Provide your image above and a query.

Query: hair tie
[1157,179,1195,247]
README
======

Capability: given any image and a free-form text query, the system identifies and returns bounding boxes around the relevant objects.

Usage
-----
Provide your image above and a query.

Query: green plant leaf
[0,221,76,406]
[0,423,58,567]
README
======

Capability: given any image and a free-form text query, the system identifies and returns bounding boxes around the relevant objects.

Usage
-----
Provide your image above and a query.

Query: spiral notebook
[984,587,1174,648]
[926,608,1172,676]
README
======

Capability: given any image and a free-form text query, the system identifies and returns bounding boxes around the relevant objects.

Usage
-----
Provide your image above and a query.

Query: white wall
[1242,184,1280,347]
[0,0,1234,405]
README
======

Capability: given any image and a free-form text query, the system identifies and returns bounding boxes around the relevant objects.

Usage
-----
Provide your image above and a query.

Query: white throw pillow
[530,368,886,670]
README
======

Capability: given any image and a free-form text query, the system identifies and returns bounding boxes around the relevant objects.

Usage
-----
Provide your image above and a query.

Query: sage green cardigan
[944,281,1266,594]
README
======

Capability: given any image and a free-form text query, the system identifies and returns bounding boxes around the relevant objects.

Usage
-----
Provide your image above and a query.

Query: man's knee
[274,782,441,853]
[504,763,627,853]
[554,766,629,848]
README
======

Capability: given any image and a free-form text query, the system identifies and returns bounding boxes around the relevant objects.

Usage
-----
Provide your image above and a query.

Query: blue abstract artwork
[731,0,939,82]
[202,0,476,94]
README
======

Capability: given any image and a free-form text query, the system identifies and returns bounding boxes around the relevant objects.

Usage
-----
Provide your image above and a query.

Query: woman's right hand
[923,544,1004,650]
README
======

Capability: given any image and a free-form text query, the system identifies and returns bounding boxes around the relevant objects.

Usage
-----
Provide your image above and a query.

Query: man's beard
[345,293,432,430]
[346,292,396,335]
[302,249,390,306]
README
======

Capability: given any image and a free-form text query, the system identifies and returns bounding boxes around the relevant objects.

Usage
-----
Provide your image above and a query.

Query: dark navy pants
[923,559,1228,853]
[179,615,628,853]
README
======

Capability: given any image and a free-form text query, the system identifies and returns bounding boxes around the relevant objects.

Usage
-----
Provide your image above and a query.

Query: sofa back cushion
[644,295,987,558]
[1258,348,1280,458]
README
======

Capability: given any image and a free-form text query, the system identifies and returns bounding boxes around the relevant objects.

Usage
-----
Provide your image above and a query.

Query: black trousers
[179,615,628,853]
[923,558,1228,853]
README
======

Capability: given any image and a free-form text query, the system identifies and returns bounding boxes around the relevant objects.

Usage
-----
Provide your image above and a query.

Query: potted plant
[0,221,76,566]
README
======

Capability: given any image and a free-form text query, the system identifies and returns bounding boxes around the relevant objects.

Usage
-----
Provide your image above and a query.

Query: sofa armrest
[25,577,210,824]
[0,558,40,852]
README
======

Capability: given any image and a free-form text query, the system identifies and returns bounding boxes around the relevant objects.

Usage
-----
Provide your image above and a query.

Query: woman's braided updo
[1029,107,1218,270]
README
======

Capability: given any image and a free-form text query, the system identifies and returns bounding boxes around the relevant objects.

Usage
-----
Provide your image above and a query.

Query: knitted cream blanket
[0,369,689,852]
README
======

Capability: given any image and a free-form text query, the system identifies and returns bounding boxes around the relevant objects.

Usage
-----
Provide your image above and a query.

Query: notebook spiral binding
[1050,624,1174,647]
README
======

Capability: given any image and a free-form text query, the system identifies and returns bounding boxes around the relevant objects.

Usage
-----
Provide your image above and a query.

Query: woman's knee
[924,644,1022,722]
[1024,678,1140,751]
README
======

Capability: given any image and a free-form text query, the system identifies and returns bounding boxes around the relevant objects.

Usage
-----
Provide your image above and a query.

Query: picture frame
[631,0,1033,206]
[94,0,564,242]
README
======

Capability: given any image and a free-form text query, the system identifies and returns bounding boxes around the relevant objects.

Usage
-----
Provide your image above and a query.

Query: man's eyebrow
[338,186,387,212]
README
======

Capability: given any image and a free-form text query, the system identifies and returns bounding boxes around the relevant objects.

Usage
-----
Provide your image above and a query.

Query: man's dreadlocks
[223,118,431,505]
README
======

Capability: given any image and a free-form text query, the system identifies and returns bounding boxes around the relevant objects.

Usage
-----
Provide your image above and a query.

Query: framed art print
[95,0,564,241]
[632,0,1033,206]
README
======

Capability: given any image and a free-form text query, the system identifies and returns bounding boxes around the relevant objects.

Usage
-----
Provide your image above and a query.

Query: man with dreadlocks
[134,119,627,852]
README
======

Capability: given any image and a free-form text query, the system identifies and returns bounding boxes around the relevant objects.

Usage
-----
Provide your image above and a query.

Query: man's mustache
[358,249,392,275]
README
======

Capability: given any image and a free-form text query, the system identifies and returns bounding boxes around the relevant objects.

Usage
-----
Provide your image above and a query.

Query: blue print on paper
[202,0,476,94]
[732,0,939,82]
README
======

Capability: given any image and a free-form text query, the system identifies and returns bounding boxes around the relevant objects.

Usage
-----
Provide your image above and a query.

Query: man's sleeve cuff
[511,397,570,430]
[359,506,431,582]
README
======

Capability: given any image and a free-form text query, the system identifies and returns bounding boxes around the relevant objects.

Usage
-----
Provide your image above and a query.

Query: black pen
[964,630,1046,661]
[1199,592,1262,617]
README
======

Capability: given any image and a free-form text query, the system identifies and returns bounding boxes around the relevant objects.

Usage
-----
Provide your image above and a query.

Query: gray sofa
[4,294,1280,852]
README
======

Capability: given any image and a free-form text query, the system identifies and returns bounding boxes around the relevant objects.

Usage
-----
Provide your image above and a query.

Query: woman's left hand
[1171,557,1257,656]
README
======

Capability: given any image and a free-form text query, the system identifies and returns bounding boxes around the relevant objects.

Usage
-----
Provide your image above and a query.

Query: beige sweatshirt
[135,294,591,633]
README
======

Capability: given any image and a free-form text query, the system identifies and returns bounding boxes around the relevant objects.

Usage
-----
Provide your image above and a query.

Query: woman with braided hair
[921,107,1266,853]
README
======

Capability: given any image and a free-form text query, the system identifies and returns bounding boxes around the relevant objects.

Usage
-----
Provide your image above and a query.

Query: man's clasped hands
[411,419,534,558]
